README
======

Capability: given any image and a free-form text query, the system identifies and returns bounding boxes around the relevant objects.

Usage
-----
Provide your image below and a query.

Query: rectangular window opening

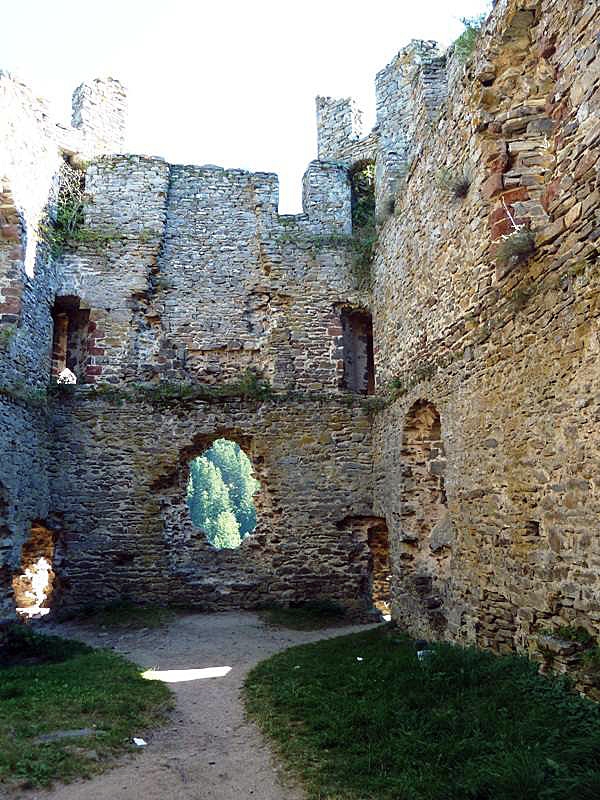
[51,296,90,383]
[340,308,375,395]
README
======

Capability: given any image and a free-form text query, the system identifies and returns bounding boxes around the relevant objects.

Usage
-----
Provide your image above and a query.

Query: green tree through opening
[187,439,260,549]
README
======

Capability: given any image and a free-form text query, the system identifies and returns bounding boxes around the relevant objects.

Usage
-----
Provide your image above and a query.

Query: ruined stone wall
[368,0,600,663]
[48,394,374,612]
[0,53,380,621]
[0,73,128,625]
[56,151,362,389]
[43,144,378,611]
[4,0,600,655]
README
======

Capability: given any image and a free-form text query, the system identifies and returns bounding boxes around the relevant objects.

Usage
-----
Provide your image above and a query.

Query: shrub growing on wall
[453,14,487,63]
[349,162,377,290]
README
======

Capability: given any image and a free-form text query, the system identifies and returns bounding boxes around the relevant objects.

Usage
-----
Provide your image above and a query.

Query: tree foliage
[187,439,259,549]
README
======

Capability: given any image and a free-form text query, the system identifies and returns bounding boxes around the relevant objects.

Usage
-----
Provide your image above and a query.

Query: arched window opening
[51,296,90,383]
[367,520,391,617]
[399,400,451,630]
[340,307,375,394]
[13,522,55,618]
[187,438,259,550]
[349,161,375,231]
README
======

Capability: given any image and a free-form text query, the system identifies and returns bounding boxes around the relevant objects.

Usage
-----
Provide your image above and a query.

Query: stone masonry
[2,0,600,688]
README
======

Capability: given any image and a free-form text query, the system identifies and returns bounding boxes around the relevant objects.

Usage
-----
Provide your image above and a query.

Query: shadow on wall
[340,308,375,394]
[398,400,454,634]
[337,514,391,615]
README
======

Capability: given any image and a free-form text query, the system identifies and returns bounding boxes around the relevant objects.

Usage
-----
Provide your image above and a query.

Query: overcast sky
[3,0,490,211]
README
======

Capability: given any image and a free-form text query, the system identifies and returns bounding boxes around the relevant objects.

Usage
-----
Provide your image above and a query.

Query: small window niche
[340,308,375,394]
[51,296,90,384]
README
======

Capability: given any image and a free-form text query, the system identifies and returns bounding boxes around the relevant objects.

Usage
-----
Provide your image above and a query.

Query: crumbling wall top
[71,77,127,157]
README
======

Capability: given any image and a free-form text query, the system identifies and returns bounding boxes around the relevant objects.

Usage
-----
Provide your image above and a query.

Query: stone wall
[0,60,378,623]
[48,393,374,612]
[367,0,600,669]
[2,0,600,686]
[0,72,142,627]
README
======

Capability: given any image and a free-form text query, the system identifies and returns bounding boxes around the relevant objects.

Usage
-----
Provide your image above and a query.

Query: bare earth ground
[14,612,375,800]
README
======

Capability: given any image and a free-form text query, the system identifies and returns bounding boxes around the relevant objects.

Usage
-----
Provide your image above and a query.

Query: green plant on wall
[39,161,85,258]
[437,166,471,199]
[495,228,536,269]
[0,324,17,351]
[349,162,377,291]
[583,647,600,678]
[495,198,536,271]
[39,161,121,258]
[453,14,487,63]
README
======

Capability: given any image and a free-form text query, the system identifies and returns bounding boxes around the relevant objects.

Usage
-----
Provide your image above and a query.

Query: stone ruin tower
[2,0,600,690]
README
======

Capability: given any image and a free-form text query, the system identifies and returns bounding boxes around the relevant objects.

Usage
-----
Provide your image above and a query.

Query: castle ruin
[1,0,599,684]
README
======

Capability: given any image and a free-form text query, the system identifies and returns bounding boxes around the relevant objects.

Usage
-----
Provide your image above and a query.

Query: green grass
[244,626,600,800]
[73,601,178,630]
[258,601,350,631]
[0,626,173,789]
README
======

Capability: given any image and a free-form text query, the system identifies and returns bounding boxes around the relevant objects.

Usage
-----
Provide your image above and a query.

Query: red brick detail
[0,300,22,315]
[501,187,530,204]
[489,201,530,240]
[481,173,504,200]
[0,224,20,241]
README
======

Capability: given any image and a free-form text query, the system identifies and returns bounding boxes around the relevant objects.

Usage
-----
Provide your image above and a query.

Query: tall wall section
[0,73,127,624]
[365,0,600,661]
[47,152,377,612]
[1,66,379,620]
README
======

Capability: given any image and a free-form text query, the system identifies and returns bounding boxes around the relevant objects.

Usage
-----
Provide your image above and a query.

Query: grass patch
[72,601,177,630]
[0,626,172,789]
[258,601,349,631]
[244,626,600,800]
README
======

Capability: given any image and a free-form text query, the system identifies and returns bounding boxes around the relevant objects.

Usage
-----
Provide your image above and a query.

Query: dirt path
[18,612,374,800]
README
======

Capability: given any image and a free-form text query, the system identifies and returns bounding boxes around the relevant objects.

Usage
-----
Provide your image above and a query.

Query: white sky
[3,0,490,212]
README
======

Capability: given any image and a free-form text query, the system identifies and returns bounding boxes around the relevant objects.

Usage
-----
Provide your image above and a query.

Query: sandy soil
[14,612,374,800]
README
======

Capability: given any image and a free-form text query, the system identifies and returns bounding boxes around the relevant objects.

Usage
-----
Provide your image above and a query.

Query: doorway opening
[13,521,56,618]
[367,519,391,616]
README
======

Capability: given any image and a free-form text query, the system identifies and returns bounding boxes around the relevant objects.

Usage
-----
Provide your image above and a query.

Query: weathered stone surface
[1,0,600,698]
